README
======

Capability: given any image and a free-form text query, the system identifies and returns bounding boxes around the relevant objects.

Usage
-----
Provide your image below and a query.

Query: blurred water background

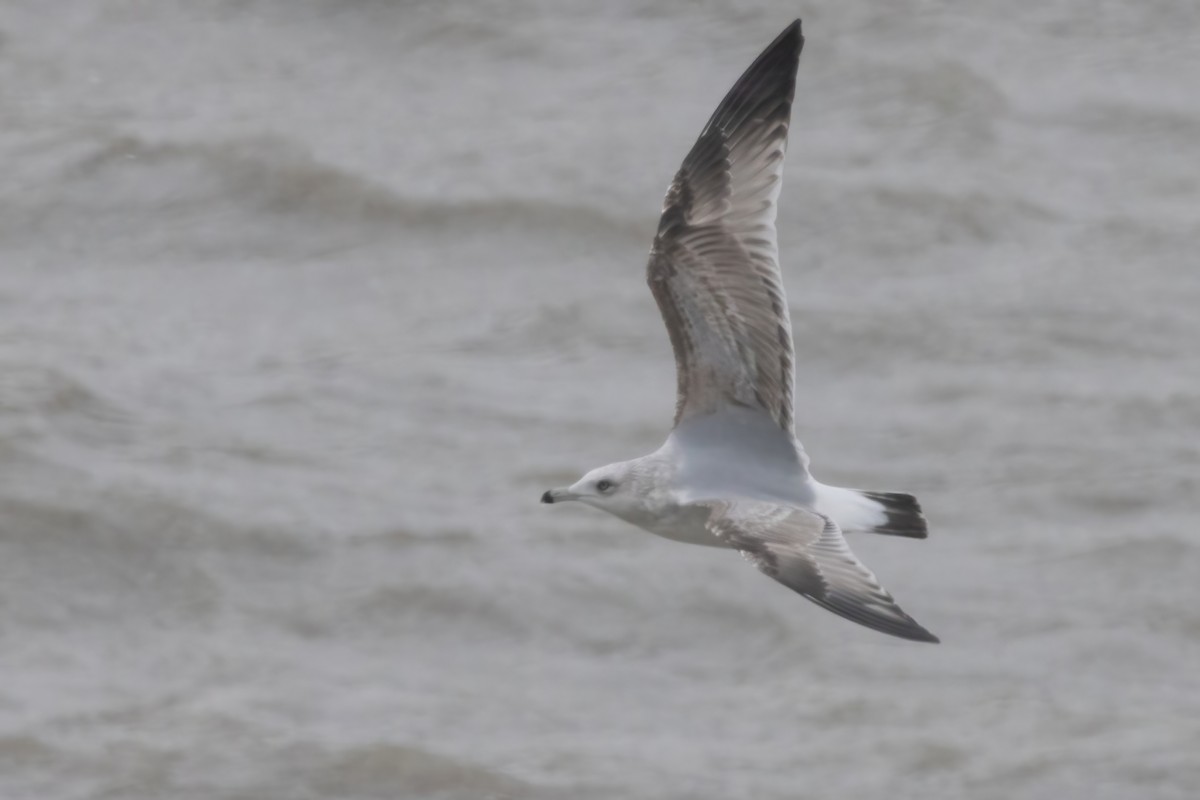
[1,1,1198,798]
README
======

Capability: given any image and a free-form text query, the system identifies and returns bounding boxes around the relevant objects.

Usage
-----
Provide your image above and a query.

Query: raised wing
[702,499,939,643]
[647,20,802,433]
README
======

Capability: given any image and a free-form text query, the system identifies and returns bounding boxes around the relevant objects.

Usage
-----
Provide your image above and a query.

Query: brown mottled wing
[702,499,940,642]
[647,20,802,433]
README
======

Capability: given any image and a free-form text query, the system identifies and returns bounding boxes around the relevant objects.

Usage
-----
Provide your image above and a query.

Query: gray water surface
[1,2,1198,798]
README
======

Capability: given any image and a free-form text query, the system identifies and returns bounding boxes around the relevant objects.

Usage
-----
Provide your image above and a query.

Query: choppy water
[2,1,1199,798]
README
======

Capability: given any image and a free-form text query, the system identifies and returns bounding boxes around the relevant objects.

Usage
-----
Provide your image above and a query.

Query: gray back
[667,407,812,507]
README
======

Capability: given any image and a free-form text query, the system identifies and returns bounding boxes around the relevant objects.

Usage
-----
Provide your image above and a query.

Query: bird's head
[541,461,645,522]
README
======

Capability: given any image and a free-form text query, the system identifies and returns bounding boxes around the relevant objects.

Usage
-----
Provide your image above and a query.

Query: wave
[1,365,134,448]
[19,132,646,257]
[1056,535,1195,571]
[0,440,329,632]
[280,741,547,799]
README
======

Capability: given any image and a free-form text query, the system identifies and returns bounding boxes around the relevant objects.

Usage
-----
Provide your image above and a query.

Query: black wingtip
[696,18,804,141]
[890,616,941,644]
[899,619,941,644]
[768,19,804,57]
[907,624,941,644]
[540,491,554,504]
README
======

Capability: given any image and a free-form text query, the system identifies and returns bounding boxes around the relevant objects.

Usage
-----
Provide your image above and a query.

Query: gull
[541,20,938,643]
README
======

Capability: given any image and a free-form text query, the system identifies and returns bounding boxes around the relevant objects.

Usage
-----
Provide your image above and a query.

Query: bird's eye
[596,479,614,492]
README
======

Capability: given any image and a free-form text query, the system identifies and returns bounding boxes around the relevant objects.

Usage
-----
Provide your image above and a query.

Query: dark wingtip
[769,18,804,56]
[912,627,941,644]
[540,491,554,504]
[694,17,804,143]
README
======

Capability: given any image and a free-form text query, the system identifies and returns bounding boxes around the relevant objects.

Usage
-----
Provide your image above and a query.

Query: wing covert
[701,499,939,643]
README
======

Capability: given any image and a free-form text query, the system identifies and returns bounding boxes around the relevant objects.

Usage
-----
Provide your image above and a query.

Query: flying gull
[542,20,938,643]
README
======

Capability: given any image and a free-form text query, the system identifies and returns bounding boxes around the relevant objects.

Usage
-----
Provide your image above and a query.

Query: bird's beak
[541,487,579,504]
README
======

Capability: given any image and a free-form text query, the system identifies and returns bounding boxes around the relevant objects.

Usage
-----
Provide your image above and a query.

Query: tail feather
[811,483,928,539]
[859,491,928,539]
